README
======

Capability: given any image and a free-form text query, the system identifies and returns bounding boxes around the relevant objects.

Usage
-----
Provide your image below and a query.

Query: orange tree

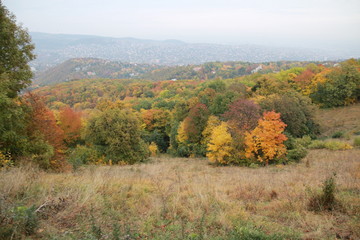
[245,111,287,165]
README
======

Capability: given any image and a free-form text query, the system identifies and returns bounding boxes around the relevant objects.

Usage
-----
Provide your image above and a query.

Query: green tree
[259,92,320,138]
[0,3,35,156]
[84,107,149,164]
[310,61,360,107]
[0,3,35,98]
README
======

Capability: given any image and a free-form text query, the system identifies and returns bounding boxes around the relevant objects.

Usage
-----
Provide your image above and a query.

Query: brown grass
[316,103,360,137]
[1,149,359,239]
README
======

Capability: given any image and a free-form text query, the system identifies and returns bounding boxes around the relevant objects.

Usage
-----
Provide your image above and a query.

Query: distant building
[251,65,263,73]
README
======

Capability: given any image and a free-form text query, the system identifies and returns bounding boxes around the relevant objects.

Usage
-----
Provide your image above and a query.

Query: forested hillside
[29,58,360,168]
[33,57,339,86]
[33,58,159,86]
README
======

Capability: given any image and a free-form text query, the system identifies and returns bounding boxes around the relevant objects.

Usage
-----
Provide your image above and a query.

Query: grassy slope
[316,103,360,137]
[1,151,359,239]
[1,105,360,239]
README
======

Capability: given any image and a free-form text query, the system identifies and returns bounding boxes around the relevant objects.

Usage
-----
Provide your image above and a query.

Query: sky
[3,0,360,52]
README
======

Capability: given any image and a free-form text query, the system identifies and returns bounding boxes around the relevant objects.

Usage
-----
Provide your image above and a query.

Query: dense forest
[26,58,360,169]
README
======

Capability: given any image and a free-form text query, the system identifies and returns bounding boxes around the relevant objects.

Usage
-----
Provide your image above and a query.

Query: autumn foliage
[58,107,82,146]
[206,122,234,164]
[245,111,288,165]
[25,93,67,170]
[222,99,260,131]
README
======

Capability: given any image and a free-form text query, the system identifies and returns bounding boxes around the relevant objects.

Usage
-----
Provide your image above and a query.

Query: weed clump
[0,204,39,239]
[308,174,341,212]
[353,137,360,147]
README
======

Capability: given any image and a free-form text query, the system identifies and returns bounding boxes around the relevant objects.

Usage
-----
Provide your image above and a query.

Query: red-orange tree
[25,93,66,170]
[245,111,287,165]
[58,107,82,146]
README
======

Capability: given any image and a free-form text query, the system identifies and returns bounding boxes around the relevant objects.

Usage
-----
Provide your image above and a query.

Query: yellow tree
[245,111,287,165]
[177,121,188,144]
[207,122,234,165]
[202,115,221,146]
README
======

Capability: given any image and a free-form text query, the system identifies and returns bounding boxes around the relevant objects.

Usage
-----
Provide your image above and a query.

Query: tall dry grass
[0,149,359,239]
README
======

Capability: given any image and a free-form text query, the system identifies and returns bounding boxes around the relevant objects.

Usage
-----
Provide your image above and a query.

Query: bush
[308,140,352,150]
[353,137,360,147]
[68,145,100,169]
[325,141,352,150]
[148,142,159,157]
[308,174,340,212]
[0,151,13,168]
[332,131,344,138]
[0,205,39,239]
[285,135,310,162]
[287,144,308,162]
[308,140,326,149]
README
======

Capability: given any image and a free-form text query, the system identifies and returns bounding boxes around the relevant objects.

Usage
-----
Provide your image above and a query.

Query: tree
[0,3,35,98]
[202,115,221,146]
[84,107,148,164]
[58,107,82,146]
[183,103,209,144]
[309,61,360,107]
[207,122,234,165]
[259,92,319,138]
[0,3,35,157]
[222,99,261,131]
[24,93,66,170]
[245,111,288,165]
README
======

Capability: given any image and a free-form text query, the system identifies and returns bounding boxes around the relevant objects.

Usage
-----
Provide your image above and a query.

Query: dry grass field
[316,103,360,137]
[1,148,360,239]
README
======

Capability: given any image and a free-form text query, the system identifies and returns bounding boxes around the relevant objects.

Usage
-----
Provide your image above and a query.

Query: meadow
[1,147,359,239]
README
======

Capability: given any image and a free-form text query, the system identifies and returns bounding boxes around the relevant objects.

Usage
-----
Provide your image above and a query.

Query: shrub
[325,141,352,150]
[308,140,326,149]
[296,135,312,147]
[0,205,39,239]
[308,174,340,211]
[0,151,13,168]
[353,137,360,147]
[332,131,344,138]
[308,140,352,150]
[287,144,308,162]
[68,145,100,169]
[149,142,159,157]
[285,135,310,162]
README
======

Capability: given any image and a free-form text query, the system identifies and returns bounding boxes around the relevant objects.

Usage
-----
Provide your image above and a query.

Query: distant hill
[33,58,159,86]
[30,32,351,71]
[33,57,340,86]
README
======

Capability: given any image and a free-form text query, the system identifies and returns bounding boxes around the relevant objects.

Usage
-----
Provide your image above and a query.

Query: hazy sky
[3,0,360,51]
